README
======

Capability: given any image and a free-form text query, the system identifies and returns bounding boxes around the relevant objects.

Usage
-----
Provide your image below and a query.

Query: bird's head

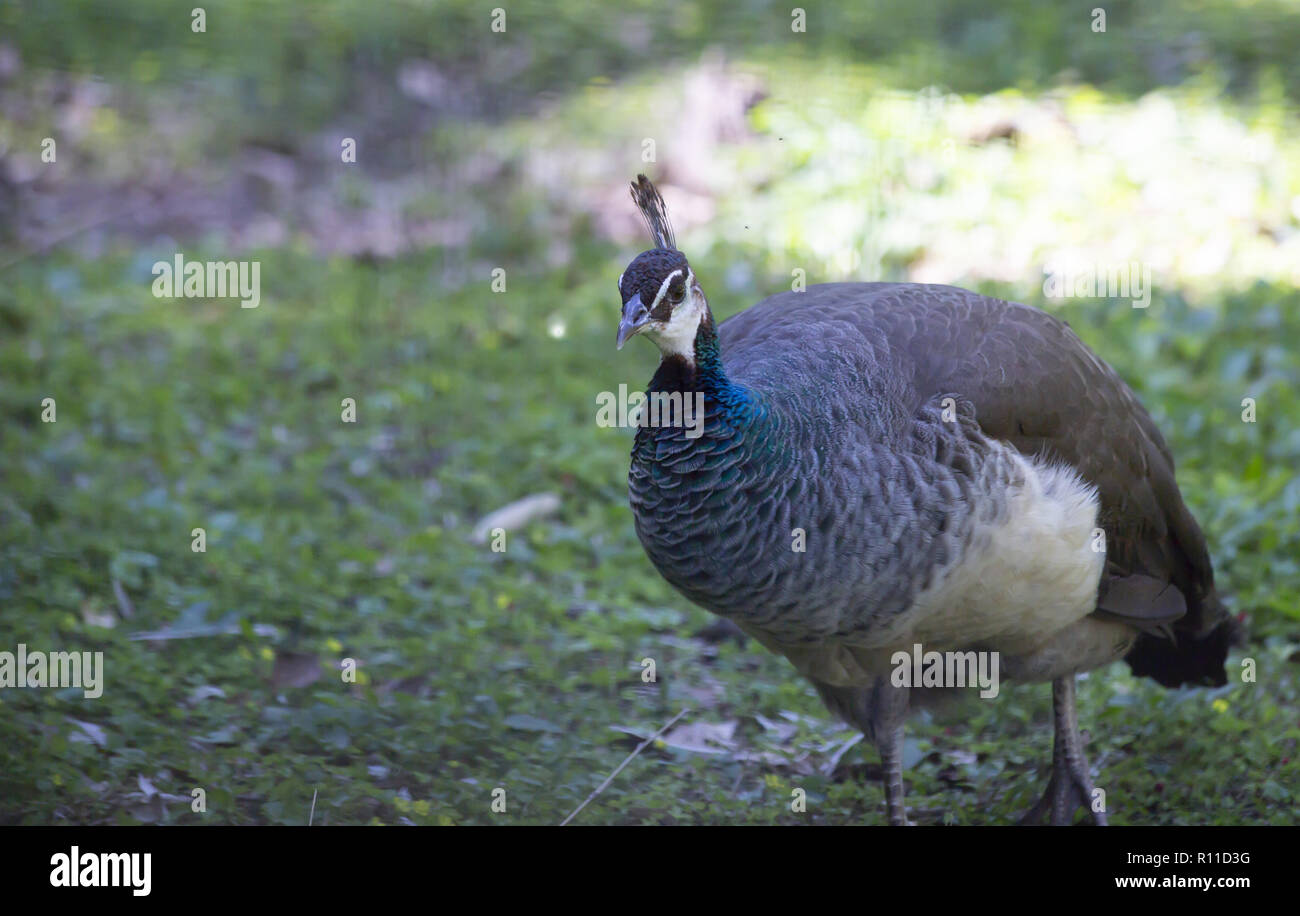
[616,175,709,361]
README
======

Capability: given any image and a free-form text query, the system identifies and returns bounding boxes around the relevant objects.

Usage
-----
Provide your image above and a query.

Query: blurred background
[1,0,1297,825]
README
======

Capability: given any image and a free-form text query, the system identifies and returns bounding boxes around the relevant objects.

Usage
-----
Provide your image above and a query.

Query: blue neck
[650,315,756,418]
[644,313,774,452]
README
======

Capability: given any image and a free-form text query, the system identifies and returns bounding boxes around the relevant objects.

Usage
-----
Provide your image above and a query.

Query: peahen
[616,175,1237,825]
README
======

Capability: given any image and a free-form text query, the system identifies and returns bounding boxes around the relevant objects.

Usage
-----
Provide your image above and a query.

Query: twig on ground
[560,708,689,826]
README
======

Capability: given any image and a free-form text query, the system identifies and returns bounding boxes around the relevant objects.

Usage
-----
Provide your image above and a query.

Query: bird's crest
[630,174,676,251]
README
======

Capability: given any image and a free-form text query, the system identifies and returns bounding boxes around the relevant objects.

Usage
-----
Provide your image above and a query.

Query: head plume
[630,174,676,250]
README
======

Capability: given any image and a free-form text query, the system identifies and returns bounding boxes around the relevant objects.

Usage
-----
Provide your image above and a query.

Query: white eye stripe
[649,267,689,312]
[617,271,624,293]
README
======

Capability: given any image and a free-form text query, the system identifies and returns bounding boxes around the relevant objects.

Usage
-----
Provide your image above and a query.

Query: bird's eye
[666,279,685,304]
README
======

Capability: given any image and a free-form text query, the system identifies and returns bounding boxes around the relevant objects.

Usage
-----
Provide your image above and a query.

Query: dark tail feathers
[1124,610,1243,688]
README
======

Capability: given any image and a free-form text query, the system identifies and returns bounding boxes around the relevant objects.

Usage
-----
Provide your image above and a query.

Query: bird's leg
[879,721,908,826]
[871,677,912,826]
[1020,674,1108,825]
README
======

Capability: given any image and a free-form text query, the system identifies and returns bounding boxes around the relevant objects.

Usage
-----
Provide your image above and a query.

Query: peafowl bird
[616,174,1237,825]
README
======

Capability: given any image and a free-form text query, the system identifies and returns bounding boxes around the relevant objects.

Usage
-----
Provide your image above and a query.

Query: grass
[2,240,1296,824]
[1,0,1298,825]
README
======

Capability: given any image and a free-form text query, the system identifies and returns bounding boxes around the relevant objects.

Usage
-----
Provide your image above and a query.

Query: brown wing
[721,282,1232,685]
[879,284,1232,684]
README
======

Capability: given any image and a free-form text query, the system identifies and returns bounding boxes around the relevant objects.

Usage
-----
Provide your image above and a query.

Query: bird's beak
[616,294,651,350]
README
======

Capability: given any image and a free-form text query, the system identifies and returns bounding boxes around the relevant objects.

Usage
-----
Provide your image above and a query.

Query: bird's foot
[1019,757,1107,826]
